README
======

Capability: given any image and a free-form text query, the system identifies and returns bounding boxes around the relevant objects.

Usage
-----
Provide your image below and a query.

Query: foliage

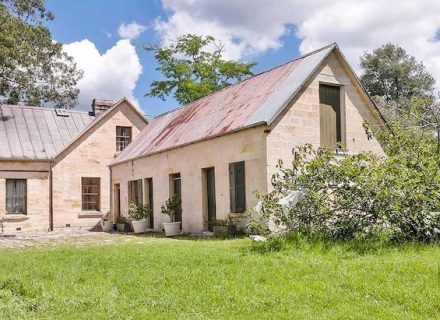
[145,34,256,105]
[360,44,440,151]
[161,195,181,222]
[115,215,128,224]
[209,219,229,227]
[0,238,439,318]
[0,0,82,107]
[360,43,435,109]
[128,202,152,221]
[250,136,440,243]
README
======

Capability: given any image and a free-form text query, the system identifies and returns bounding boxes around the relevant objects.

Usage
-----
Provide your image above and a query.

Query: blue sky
[44,1,440,118]
[45,0,301,117]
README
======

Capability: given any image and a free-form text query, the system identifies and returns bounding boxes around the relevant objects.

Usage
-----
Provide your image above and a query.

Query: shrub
[128,202,152,221]
[251,128,440,243]
[161,195,182,222]
[115,216,128,224]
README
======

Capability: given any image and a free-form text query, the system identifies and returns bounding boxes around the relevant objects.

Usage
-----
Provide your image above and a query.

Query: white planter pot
[101,220,113,232]
[117,223,125,232]
[163,222,181,236]
[132,220,149,234]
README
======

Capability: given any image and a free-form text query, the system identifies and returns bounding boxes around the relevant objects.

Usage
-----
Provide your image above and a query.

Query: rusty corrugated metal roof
[112,44,336,165]
[0,105,95,160]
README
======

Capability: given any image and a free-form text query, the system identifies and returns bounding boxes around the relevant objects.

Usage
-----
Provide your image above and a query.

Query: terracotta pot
[163,222,181,236]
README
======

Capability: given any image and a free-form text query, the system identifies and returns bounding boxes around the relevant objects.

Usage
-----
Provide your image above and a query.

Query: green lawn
[0,237,439,319]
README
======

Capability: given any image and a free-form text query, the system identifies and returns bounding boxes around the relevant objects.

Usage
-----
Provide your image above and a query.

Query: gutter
[109,122,269,167]
[49,159,54,231]
[0,169,49,173]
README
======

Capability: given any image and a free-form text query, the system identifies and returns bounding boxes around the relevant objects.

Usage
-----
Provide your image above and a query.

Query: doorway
[203,167,216,231]
[170,173,182,226]
[144,178,154,229]
[114,183,121,218]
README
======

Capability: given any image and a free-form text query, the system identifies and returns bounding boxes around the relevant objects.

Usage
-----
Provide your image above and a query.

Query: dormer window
[116,126,132,152]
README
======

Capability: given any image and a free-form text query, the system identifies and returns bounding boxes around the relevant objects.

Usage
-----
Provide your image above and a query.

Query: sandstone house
[0,44,387,234]
[110,44,387,235]
[0,98,147,231]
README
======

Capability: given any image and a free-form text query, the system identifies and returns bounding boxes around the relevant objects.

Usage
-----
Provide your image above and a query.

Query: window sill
[333,149,349,157]
[228,213,247,220]
[78,212,103,219]
[2,214,29,222]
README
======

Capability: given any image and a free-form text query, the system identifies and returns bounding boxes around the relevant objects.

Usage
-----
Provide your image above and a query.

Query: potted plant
[115,215,128,232]
[100,216,113,232]
[161,195,182,236]
[128,202,152,234]
[212,219,229,236]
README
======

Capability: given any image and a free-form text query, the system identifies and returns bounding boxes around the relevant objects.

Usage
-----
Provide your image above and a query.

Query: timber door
[114,184,121,217]
[204,168,216,231]
[319,84,342,148]
[145,178,154,229]
[170,173,182,226]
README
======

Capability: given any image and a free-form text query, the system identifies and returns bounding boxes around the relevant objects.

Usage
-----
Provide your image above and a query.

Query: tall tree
[145,34,256,105]
[0,0,82,108]
[360,43,435,109]
[360,43,440,153]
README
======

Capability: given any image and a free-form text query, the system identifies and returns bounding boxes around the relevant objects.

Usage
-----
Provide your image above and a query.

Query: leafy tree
[0,0,82,108]
[360,43,435,108]
[250,134,440,243]
[145,34,256,105]
[360,43,440,152]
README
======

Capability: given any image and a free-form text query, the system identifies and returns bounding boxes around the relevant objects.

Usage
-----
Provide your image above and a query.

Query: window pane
[6,179,27,214]
[82,177,100,211]
[116,126,132,151]
[128,179,143,205]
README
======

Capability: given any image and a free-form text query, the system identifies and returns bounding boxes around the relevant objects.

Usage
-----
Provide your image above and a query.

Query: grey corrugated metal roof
[0,105,95,160]
[112,44,336,165]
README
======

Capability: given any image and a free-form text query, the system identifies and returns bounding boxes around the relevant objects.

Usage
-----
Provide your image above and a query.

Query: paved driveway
[0,229,159,249]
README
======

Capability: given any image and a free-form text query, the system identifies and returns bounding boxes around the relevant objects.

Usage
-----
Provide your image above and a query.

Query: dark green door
[172,174,182,225]
[206,168,216,231]
[146,178,154,229]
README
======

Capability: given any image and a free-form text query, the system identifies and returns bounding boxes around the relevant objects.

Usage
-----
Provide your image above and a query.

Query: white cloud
[118,21,147,40]
[63,39,143,109]
[156,0,440,86]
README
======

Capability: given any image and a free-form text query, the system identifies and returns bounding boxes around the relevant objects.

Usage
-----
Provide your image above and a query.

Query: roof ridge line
[154,43,337,119]
[1,104,93,114]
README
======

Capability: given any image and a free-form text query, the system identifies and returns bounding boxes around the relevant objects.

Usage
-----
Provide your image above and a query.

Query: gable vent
[55,109,70,117]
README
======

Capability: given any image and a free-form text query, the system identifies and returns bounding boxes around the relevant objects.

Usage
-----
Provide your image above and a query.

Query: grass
[0,236,439,319]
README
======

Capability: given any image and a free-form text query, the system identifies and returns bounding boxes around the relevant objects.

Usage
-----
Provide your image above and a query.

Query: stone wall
[110,126,268,234]
[0,101,147,231]
[52,102,146,229]
[0,161,50,231]
[266,52,385,190]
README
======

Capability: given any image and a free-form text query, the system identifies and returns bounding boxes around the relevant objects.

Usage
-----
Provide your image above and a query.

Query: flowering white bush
[250,140,440,243]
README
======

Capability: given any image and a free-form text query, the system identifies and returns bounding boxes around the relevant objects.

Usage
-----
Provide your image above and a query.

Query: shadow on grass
[246,232,434,256]
[113,230,247,242]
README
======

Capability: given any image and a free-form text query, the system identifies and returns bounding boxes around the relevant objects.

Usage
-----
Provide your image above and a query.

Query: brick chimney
[91,99,113,116]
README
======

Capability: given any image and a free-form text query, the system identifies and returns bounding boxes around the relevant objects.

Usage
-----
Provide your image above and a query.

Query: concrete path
[0,228,160,250]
